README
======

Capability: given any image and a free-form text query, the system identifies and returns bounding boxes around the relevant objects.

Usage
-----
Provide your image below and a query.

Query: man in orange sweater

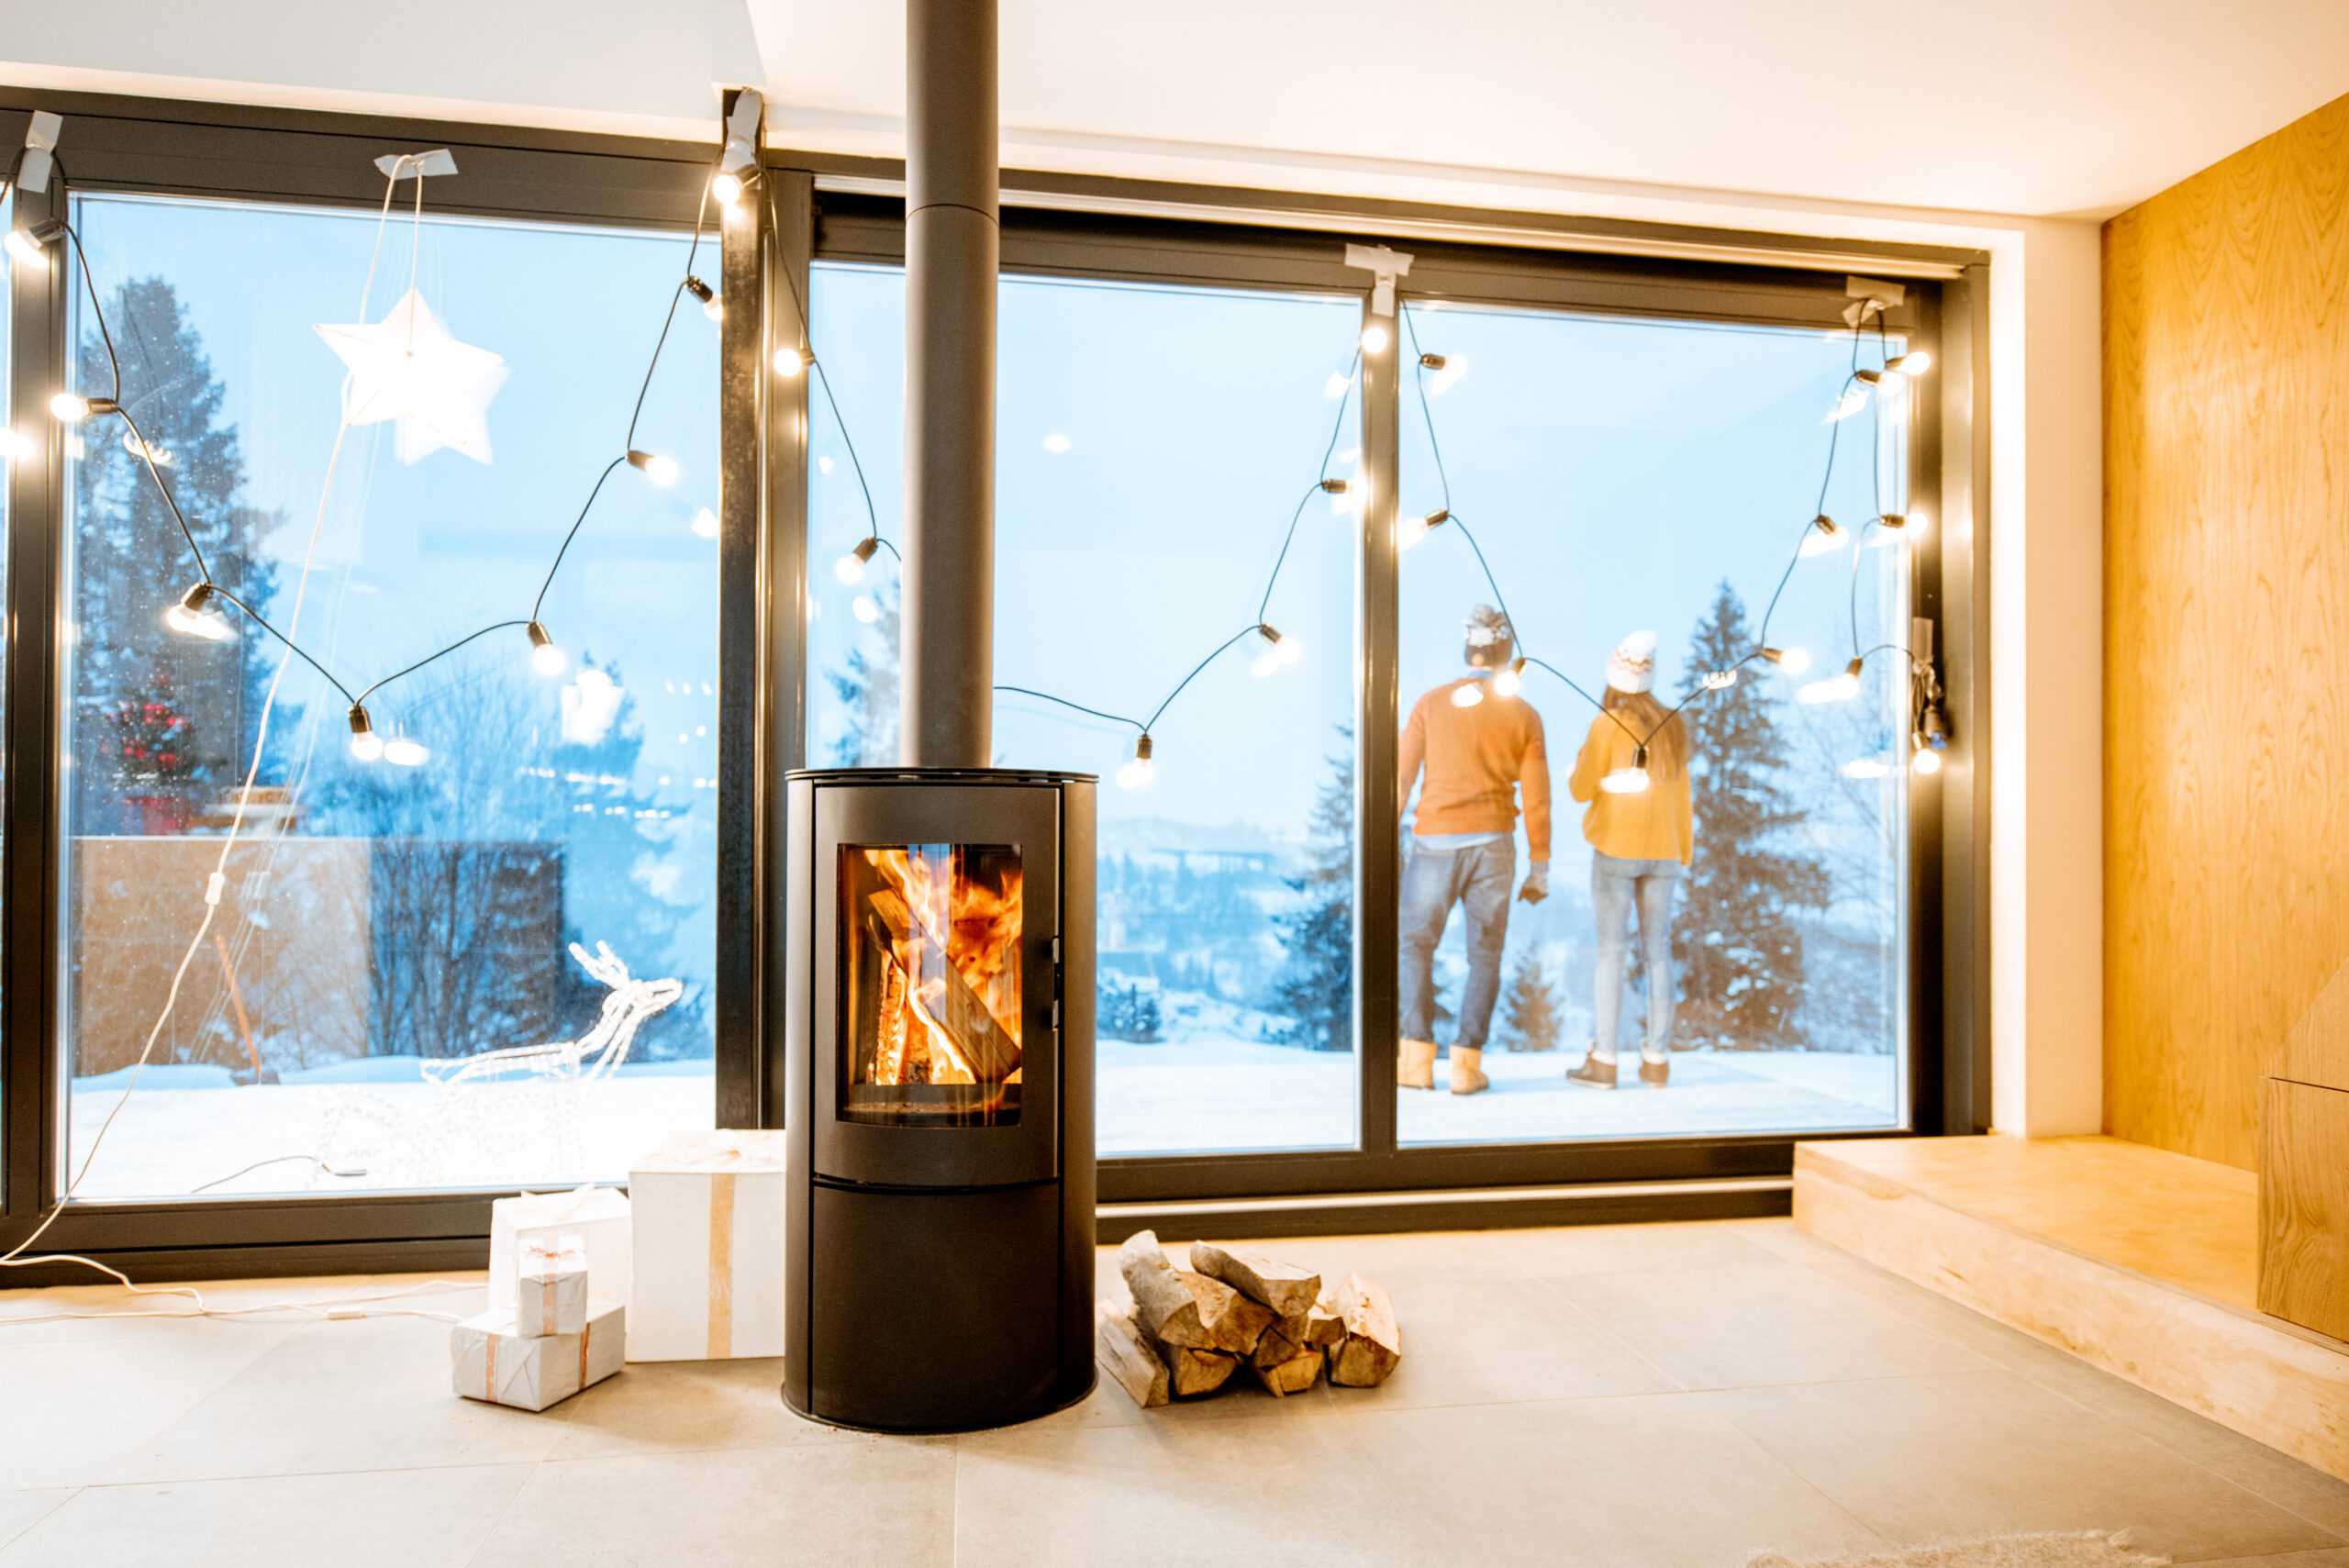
[1397,605,1551,1095]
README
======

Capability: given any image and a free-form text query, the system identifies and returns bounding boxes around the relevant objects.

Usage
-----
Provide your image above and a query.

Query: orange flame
[861,847,1021,1087]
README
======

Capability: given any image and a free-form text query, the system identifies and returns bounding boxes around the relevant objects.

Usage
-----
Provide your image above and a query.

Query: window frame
[0,90,1990,1277]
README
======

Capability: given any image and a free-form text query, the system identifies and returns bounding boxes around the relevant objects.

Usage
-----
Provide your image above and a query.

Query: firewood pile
[1096,1230,1401,1408]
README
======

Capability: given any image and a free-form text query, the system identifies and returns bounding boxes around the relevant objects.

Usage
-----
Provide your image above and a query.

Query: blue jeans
[1593,851,1680,1062]
[1397,839,1514,1050]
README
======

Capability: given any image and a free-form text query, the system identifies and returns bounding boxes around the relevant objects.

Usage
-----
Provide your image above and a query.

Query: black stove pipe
[900,0,997,769]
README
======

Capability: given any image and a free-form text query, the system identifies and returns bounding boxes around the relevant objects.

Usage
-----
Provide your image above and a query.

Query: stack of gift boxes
[451,1130,787,1410]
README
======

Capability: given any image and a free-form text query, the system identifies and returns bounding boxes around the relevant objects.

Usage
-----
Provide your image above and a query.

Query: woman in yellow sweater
[1565,631,1694,1089]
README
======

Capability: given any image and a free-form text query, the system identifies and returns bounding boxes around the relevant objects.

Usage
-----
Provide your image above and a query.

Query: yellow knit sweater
[1566,710,1694,864]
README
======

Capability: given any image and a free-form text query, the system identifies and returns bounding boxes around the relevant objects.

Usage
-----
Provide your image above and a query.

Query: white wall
[0,13,2107,1135]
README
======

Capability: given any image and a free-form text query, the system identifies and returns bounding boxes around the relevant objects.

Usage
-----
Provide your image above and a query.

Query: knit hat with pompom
[1606,630,1657,694]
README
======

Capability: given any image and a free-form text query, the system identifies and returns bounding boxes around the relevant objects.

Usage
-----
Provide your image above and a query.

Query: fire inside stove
[839,842,1023,1126]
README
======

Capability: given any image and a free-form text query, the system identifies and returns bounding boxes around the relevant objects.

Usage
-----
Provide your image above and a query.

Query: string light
[1116,733,1154,789]
[691,507,719,538]
[163,583,233,642]
[1324,371,1349,397]
[527,620,566,677]
[1601,744,1652,795]
[1397,508,1449,550]
[384,734,430,768]
[1831,387,1869,421]
[1425,352,1467,395]
[1762,647,1811,674]
[1797,514,1848,557]
[852,595,880,624]
[683,275,721,322]
[0,429,31,462]
[1491,657,1527,697]
[347,705,384,762]
[50,392,117,422]
[1451,682,1485,708]
[1911,744,1943,777]
[772,345,805,377]
[836,537,880,584]
[1798,657,1865,705]
[710,172,747,207]
[1701,669,1739,691]
[1248,622,1302,677]
[1886,350,1932,378]
[1361,323,1389,355]
[625,449,678,485]
[1841,759,1890,779]
[3,217,62,267]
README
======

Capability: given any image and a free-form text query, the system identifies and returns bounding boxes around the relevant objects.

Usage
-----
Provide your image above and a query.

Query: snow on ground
[64,1041,1898,1195]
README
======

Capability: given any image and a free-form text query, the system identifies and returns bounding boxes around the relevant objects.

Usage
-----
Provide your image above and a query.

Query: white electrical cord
[0,1276,478,1327]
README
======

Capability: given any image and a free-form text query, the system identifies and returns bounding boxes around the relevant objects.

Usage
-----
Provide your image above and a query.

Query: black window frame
[0,90,1990,1279]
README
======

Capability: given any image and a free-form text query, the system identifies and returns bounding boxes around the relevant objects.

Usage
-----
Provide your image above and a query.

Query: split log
[1250,1345,1323,1398]
[1189,1241,1321,1316]
[1117,1231,1213,1348]
[1095,1307,1170,1409]
[1156,1340,1239,1397]
[1323,1273,1401,1388]
[1251,1305,1343,1368]
[1302,1305,1348,1349]
[1180,1271,1276,1356]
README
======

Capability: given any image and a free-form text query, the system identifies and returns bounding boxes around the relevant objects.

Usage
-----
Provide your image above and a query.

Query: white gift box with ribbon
[626,1129,786,1362]
[451,1299,624,1411]
[516,1233,588,1339]
[489,1186,631,1313]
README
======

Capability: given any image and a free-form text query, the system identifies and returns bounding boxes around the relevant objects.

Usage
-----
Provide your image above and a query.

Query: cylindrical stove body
[782,767,1096,1432]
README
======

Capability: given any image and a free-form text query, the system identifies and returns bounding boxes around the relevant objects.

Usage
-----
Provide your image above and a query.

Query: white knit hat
[1606,630,1658,694]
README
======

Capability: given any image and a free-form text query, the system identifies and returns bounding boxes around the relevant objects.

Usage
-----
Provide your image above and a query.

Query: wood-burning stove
[781,768,1096,1431]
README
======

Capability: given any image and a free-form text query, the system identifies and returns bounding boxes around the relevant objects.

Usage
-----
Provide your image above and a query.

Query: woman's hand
[1518,863,1550,904]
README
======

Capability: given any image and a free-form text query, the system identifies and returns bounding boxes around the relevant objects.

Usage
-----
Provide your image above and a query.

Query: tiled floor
[5,1218,2349,1566]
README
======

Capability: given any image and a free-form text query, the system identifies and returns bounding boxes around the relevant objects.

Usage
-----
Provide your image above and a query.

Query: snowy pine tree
[1672,582,1830,1049]
[1499,948,1561,1052]
[72,278,284,831]
[1267,727,1353,1051]
[827,581,900,765]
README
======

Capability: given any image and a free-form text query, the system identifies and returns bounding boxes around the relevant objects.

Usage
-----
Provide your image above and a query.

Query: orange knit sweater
[1397,678,1552,861]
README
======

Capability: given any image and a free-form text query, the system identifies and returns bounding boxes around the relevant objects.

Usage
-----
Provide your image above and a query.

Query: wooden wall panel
[2105,90,2349,1169]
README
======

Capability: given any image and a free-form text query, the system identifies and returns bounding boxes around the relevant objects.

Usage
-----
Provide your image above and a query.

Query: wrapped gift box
[627,1129,786,1362]
[451,1299,624,1411]
[489,1186,630,1313]
[517,1233,588,1340]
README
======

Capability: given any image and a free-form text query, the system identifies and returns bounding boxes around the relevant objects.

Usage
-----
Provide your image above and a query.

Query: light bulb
[1831,387,1869,421]
[4,229,44,266]
[1325,371,1349,398]
[627,449,678,485]
[1361,323,1389,355]
[691,507,719,539]
[50,392,91,422]
[1841,759,1891,780]
[1278,635,1303,665]
[852,595,880,624]
[684,275,720,321]
[1398,509,1447,550]
[1451,682,1486,708]
[1491,667,1521,698]
[163,584,232,641]
[1702,669,1738,691]
[1798,515,1849,557]
[1912,746,1944,776]
[0,428,30,462]
[1429,353,1467,395]
[711,172,744,206]
[1601,767,1650,795]
[528,621,565,677]
[1252,647,1280,677]
[1887,350,1932,378]
[773,346,805,378]
[1771,647,1812,674]
[835,537,879,584]
[384,736,430,767]
[350,732,384,762]
[1798,659,1865,705]
[1117,735,1155,788]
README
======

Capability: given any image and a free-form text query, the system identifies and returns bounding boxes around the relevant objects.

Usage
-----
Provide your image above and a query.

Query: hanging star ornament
[316,287,510,464]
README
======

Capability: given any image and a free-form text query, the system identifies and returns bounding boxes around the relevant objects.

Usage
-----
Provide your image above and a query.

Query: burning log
[861,880,1022,1084]
[1095,1307,1170,1409]
[1323,1273,1402,1388]
[1189,1241,1320,1316]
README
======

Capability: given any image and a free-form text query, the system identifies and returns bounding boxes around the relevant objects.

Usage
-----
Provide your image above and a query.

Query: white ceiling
[7,1,2349,221]
[752,0,2349,219]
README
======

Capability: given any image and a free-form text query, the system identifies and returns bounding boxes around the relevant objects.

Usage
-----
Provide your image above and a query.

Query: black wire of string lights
[14,146,735,765]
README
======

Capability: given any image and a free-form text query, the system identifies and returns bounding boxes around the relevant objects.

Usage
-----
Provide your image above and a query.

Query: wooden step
[1796,1134,2349,1482]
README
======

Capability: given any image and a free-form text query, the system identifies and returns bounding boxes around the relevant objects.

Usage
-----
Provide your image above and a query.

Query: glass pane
[61,193,720,1197]
[838,842,1022,1127]
[1395,303,1909,1144]
[808,266,1364,1156]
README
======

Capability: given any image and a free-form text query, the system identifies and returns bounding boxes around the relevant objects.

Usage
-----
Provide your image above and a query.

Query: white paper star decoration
[316,287,510,465]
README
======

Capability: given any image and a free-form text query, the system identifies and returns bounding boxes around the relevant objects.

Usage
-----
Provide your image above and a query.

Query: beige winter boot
[1398,1039,1438,1090]
[1450,1046,1490,1095]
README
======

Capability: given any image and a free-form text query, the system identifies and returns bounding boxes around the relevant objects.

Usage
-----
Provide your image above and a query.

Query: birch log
[1095,1307,1170,1409]
[1323,1273,1402,1387]
[1188,1241,1322,1316]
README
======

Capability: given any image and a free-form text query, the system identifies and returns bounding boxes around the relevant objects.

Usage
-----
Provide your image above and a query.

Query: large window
[1392,302,1910,1145]
[59,192,719,1198]
[808,263,1365,1156]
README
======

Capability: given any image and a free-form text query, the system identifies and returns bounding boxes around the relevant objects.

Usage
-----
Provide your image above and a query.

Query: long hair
[1600,687,1689,783]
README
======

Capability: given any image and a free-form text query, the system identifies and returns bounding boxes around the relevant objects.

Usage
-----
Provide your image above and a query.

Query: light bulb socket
[1854,369,1884,386]
[1813,514,1840,537]
[1424,509,1451,528]
[178,583,217,615]
[1919,701,1950,743]
[1258,623,1282,645]
[1319,478,1349,495]
[1419,352,1447,370]
[1632,743,1650,769]
[347,703,373,738]
[683,275,716,307]
[1134,733,1153,762]
[1844,657,1865,679]
[1878,513,1907,529]
[527,620,554,651]
[851,537,880,565]
[1763,647,1787,664]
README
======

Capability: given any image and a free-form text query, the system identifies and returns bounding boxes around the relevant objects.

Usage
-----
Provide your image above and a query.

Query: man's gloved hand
[1518,863,1550,904]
